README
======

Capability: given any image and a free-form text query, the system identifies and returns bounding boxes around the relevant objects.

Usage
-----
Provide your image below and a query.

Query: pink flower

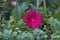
[23,9,44,29]
[10,0,16,6]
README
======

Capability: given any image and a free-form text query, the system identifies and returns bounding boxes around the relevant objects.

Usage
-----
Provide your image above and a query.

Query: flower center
[31,18,35,22]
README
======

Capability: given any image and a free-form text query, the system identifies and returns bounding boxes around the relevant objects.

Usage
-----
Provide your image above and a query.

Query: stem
[44,0,47,17]
[37,0,39,9]
[43,0,51,40]
[15,0,18,21]
[0,1,5,31]
[13,0,18,27]
[0,13,2,30]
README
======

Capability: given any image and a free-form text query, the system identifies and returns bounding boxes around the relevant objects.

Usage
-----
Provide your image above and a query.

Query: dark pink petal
[23,9,44,29]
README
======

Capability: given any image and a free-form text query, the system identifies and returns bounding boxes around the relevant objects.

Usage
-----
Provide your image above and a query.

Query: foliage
[0,0,60,40]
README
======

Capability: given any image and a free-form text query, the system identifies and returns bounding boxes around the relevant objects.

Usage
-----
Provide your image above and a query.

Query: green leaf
[48,17,60,34]
[53,11,60,20]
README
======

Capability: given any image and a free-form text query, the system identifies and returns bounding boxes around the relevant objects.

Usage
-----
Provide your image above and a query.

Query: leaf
[53,11,60,20]
[12,7,19,21]
[51,0,60,6]
[36,0,43,9]
[21,31,34,40]
[48,17,60,34]
[0,32,3,38]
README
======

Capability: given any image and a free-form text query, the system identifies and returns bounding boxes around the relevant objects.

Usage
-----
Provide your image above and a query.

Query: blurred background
[0,0,60,40]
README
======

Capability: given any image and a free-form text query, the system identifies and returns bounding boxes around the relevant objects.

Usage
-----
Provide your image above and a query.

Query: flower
[10,0,16,6]
[23,9,44,29]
